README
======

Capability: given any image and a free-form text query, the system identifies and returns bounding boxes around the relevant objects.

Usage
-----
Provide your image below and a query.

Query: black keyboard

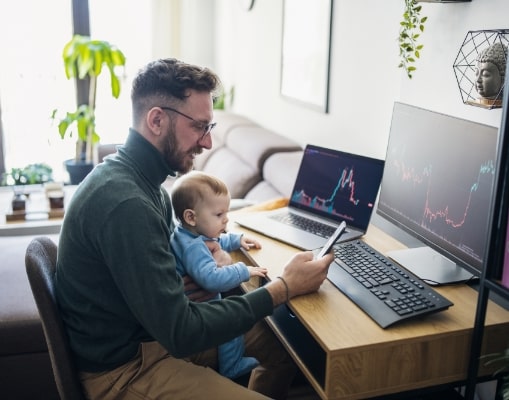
[327,240,453,328]
[269,212,336,238]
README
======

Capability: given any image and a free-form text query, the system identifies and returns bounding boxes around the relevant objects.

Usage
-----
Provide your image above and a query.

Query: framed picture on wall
[280,0,333,113]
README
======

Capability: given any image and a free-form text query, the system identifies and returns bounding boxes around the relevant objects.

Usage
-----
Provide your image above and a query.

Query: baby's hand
[247,265,268,278]
[241,236,262,251]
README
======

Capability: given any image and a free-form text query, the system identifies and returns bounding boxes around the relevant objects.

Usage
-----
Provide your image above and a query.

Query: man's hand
[182,275,217,303]
[205,240,232,266]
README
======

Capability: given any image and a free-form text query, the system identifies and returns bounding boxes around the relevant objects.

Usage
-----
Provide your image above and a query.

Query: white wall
[213,0,507,160]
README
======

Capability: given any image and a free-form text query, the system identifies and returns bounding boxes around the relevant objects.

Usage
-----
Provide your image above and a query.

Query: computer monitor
[376,102,498,285]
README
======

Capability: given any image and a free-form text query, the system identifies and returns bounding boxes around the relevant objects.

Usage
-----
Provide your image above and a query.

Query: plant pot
[64,159,94,185]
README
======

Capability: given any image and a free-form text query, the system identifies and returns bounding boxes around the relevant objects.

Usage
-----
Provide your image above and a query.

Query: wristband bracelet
[276,276,290,303]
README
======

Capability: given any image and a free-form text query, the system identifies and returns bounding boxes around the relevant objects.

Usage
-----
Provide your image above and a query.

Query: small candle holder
[48,191,65,209]
[11,193,27,211]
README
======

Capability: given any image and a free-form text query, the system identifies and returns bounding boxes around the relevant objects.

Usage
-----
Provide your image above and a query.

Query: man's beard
[162,124,202,173]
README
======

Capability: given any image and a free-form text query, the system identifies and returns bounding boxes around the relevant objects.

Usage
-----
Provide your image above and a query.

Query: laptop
[235,144,385,250]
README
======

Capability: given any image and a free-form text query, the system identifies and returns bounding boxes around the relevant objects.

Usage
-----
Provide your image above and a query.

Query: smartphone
[316,221,347,258]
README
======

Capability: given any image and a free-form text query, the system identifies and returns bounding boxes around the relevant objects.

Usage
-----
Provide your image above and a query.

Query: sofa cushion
[201,147,259,198]
[211,110,257,143]
[245,150,303,202]
[226,126,301,171]
[194,110,257,171]
[200,126,301,198]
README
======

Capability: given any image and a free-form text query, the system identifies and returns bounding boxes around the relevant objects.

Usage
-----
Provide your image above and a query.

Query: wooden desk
[230,202,509,400]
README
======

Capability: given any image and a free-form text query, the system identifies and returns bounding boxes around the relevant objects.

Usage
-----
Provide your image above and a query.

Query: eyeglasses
[160,106,216,140]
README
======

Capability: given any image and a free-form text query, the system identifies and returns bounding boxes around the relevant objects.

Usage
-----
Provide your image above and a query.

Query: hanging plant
[398,0,427,79]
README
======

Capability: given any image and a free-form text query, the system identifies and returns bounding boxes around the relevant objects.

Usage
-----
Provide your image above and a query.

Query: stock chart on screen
[377,102,498,274]
[290,145,384,228]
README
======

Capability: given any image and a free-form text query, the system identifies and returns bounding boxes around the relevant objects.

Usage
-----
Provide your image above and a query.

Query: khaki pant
[80,320,297,400]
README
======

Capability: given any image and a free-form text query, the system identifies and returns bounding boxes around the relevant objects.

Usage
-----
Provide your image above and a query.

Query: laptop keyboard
[270,212,337,238]
[327,240,453,328]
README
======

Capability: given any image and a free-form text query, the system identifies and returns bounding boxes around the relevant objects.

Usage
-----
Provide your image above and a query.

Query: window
[88,0,153,146]
[0,0,153,182]
[0,0,74,181]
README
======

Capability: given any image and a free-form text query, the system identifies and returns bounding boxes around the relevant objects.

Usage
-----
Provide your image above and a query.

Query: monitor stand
[386,247,477,286]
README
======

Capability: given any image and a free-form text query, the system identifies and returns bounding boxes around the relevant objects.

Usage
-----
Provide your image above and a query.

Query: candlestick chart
[377,102,499,275]
[379,145,495,263]
[290,147,384,227]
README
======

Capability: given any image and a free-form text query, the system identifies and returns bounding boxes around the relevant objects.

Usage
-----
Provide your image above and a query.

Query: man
[56,58,333,400]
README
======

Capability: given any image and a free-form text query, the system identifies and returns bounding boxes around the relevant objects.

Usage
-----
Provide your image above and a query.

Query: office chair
[25,236,86,400]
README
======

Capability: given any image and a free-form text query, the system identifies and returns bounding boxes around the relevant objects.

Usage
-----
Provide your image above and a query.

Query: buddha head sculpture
[475,42,508,100]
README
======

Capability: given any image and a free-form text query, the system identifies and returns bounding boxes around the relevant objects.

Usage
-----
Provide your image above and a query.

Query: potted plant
[1,163,53,187]
[52,34,126,184]
[1,163,54,213]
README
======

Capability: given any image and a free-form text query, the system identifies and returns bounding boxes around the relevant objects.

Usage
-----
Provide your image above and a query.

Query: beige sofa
[184,110,303,201]
[1,111,304,400]
[100,110,304,203]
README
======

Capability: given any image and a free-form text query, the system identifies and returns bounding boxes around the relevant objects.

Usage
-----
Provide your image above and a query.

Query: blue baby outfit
[171,224,259,378]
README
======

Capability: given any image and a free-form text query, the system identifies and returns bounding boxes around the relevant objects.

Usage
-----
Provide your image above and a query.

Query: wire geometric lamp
[453,29,509,109]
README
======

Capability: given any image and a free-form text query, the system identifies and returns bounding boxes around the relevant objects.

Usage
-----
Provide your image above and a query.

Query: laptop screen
[289,145,385,230]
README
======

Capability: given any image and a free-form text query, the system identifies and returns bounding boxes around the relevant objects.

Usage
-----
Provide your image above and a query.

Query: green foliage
[398,0,427,79]
[53,104,99,144]
[1,163,53,186]
[54,35,126,163]
[213,86,235,110]
[62,35,125,99]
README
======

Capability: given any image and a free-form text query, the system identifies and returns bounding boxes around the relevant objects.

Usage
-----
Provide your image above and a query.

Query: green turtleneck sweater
[56,129,273,372]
